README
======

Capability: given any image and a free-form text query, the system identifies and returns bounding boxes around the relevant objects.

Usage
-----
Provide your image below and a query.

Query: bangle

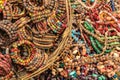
[10,40,36,66]
[0,20,17,47]
[23,0,55,12]
[0,53,13,79]
[0,0,7,12]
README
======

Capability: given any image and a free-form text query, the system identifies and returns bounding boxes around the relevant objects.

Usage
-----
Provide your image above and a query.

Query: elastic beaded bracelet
[3,2,13,20]
[0,0,7,12]
[0,53,13,80]
[83,21,112,54]
[0,20,17,47]
[17,24,33,40]
[10,40,36,66]
[12,4,26,19]
[35,21,50,34]
[13,17,31,30]
[26,53,44,72]
[99,11,120,31]
[23,0,56,13]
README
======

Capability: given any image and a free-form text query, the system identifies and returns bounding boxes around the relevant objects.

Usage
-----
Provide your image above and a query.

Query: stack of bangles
[0,53,13,80]
[0,20,17,47]
[17,24,58,49]
[10,40,37,66]
[10,40,48,71]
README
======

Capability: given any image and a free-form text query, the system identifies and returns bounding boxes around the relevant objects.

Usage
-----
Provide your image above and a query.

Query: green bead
[72,4,77,9]
[109,42,120,46]
[95,40,103,50]
[92,74,98,77]
[69,71,77,78]
[98,77,103,80]
[90,36,101,54]
[84,21,94,32]
[59,63,64,68]
[100,75,106,80]
[105,49,112,53]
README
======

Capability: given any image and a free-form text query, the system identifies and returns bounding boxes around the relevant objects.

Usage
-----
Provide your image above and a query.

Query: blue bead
[113,74,117,78]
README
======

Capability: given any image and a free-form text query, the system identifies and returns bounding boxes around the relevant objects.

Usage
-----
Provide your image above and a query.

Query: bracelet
[0,0,7,12]
[0,53,13,79]
[0,20,17,47]
[10,40,36,66]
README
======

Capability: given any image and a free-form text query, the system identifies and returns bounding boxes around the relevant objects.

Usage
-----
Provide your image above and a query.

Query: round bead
[90,0,95,2]
[82,0,86,2]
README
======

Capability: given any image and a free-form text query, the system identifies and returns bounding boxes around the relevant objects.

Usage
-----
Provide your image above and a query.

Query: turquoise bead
[72,4,77,9]
[59,63,64,68]
[98,77,102,80]
[100,75,106,80]
[69,71,77,78]
[92,74,98,77]
[90,0,95,2]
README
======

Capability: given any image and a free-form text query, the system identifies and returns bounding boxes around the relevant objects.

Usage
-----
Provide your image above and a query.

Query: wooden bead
[76,67,80,71]
[76,70,81,75]
[107,71,115,78]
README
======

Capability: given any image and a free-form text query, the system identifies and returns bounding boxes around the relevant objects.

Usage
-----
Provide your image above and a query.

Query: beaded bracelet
[17,24,33,40]
[23,0,56,12]
[47,14,67,34]
[11,3,26,19]
[99,10,120,32]
[35,21,50,34]
[13,17,31,30]
[18,24,57,49]
[0,53,13,80]
[0,0,7,12]
[83,21,112,54]
[26,53,48,72]
[0,20,17,47]
[56,0,66,19]
[10,40,36,66]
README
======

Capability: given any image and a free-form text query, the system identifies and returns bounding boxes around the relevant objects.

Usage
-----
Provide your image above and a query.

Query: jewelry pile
[0,0,120,80]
